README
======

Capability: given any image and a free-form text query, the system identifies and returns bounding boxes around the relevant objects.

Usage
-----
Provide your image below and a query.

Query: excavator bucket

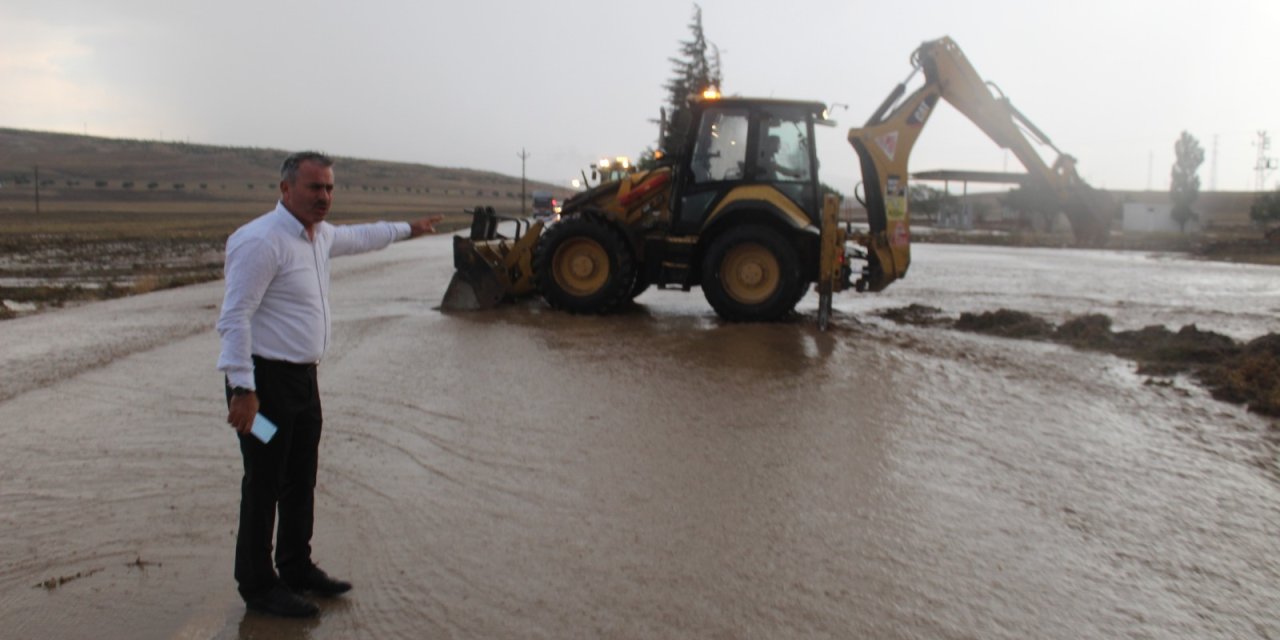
[439,206,542,312]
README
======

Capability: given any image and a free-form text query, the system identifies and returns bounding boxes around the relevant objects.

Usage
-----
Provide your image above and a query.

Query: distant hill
[0,127,570,218]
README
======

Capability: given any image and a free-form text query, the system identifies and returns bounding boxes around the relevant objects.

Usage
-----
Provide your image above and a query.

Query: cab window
[753,113,811,183]
[690,107,749,183]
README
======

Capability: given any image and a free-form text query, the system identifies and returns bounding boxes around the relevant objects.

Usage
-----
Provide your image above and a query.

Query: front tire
[533,215,635,314]
[701,224,803,322]
[628,272,651,301]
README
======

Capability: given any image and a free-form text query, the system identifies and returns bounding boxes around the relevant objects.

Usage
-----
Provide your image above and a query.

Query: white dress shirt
[216,202,410,389]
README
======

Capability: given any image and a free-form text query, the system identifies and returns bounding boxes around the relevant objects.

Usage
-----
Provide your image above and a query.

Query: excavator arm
[847,36,1113,291]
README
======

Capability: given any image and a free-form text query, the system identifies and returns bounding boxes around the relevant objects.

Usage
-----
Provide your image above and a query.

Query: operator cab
[672,97,827,235]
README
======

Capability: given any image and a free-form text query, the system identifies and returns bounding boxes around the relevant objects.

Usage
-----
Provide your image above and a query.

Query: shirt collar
[272,201,310,240]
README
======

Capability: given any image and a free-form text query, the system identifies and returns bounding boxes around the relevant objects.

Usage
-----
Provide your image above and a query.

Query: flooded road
[1,239,1277,639]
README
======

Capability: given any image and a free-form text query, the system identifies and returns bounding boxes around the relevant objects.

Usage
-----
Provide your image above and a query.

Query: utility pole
[33,164,41,215]
[1254,131,1276,191]
[1210,134,1218,192]
[648,107,668,157]
[1152,150,1162,192]
[517,148,530,216]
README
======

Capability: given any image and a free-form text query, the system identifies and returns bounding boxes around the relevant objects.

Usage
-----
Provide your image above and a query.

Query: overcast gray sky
[4,0,1278,194]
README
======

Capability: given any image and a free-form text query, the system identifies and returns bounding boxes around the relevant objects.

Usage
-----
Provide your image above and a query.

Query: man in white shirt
[216,151,442,618]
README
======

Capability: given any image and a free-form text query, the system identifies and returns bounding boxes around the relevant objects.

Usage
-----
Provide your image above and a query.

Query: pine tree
[659,4,722,156]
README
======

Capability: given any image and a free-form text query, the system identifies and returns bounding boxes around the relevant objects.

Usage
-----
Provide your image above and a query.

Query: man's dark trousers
[230,356,323,601]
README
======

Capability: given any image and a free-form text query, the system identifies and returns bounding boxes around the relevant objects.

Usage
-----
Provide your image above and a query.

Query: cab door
[672,105,751,235]
[745,106,821,224]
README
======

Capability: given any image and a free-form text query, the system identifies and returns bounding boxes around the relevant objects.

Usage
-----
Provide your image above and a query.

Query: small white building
[1123,202,1199,233]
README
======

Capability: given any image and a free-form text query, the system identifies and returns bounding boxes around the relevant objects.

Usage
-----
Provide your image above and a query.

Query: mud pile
[954,309,1054,339]
[879,306,1280,417]
[876,303,952,327]
[1212,335,1280,416]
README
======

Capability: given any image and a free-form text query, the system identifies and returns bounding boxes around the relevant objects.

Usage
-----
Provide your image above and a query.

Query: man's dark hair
[280,151,334,183]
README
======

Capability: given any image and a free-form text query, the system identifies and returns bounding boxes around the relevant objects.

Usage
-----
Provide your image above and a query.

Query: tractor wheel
[788,280,811,310]
[701,224,803,322]
[533,214,635,314]
[628,273,651,300]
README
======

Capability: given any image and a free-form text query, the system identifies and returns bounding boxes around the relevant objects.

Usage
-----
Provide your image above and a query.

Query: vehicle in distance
[531,191,560,224]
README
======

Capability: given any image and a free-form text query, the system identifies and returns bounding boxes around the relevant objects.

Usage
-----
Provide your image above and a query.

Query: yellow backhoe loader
[441,36,1115,328]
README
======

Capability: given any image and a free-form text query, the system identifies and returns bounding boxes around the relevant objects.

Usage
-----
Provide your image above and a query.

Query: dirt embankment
[881,304,1280,418]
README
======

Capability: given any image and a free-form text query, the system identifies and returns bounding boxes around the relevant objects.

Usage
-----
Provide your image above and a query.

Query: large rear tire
[533,215,635,314]
[701,224,803,322]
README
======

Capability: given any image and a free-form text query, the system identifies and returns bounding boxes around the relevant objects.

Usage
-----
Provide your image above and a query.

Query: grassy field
[0,203,477,319]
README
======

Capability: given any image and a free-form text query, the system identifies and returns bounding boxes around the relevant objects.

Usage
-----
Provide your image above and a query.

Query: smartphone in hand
[250,413,277,443]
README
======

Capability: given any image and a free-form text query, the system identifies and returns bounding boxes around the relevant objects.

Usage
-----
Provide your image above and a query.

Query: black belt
[252,355,317,371]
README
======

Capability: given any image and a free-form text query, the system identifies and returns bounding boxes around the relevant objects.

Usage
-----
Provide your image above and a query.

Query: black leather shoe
[283,566,352,597]
[245,585,319,618]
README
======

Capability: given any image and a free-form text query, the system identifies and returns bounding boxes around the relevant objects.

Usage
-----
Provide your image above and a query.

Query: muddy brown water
[1,239,1277,639]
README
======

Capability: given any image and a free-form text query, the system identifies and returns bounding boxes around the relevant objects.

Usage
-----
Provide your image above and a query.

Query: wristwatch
[231,386,255,397]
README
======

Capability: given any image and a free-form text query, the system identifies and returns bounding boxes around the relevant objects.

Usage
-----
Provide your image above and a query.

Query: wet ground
[1,239,1277,639]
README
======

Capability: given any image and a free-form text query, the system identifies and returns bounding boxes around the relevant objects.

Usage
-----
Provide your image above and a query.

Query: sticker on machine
[886,195,907,221]
[875,131,898,161]
[885,175,905,198]
[907,94,939,126]
[892,221,910,248]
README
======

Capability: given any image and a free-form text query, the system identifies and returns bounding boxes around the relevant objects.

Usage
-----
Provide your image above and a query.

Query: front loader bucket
[440,236,507,311]
[439,206,543,312]
[441,270,506,310]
